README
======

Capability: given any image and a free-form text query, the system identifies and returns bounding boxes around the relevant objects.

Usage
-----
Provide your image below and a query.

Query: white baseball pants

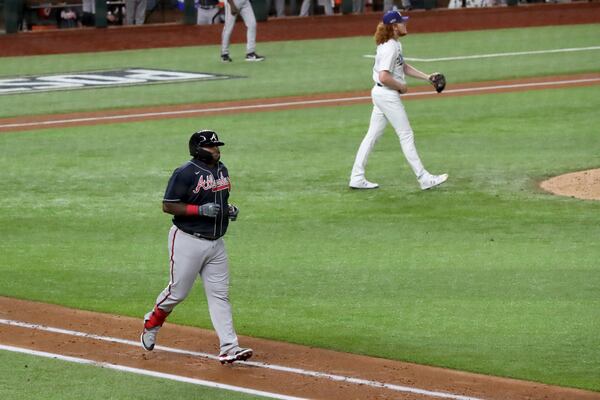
[221,0,257,55]
[154,226,239,354]
[350,85,426,182]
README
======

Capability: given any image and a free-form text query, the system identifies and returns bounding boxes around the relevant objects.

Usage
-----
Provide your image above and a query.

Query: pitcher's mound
[540,168,600,200]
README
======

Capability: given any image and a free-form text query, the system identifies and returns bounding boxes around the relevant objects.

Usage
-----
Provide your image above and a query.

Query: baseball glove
[429,73,446,93]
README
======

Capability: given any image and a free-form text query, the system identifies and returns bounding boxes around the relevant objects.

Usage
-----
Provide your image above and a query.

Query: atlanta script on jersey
[164,159,231,239]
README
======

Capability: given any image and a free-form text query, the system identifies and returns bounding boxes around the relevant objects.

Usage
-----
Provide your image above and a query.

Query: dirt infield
[2,297,599,400]
[1,2,599,57]
[540,168,600,201]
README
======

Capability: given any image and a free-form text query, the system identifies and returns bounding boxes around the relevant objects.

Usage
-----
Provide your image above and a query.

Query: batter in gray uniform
[141,129,253,364]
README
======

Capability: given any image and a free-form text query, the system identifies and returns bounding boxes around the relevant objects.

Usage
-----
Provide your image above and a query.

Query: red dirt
[1,3,599,57]
[2,297,599,400]
[540,168,600,201]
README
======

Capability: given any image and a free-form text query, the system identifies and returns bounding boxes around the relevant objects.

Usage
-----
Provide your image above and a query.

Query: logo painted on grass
[0,69,238,95]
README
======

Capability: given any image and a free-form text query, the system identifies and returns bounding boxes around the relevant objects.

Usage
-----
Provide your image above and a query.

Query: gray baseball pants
[221,0,257,55]
[197,7,221,25]
[125,0,146,25]
[154,226,239,354]
[299,0,332,16]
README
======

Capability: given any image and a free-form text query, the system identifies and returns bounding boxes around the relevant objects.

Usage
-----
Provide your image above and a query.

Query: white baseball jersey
[373,39,406,86]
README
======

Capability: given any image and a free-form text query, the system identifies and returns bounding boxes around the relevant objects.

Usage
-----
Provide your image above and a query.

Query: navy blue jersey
[163,159,231,239]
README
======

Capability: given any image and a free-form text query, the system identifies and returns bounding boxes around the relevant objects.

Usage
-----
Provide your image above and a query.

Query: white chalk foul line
[1,76,599,131]
[436,77,600,95]
[0,318,484,400]
[0,97,371,130]
[364,46,600,61]
[0,344,306,400]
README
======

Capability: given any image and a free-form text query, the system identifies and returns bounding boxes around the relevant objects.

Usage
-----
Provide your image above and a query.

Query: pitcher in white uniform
[349,10,448,191]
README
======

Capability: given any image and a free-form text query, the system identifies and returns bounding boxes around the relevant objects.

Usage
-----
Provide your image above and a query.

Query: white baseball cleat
[218,347,253,364]
[349,179,379,189]
[140,311,160,351]
[419,173,448,190]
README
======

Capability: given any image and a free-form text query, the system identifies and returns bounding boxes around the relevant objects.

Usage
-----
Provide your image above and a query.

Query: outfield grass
[1,82,599,391]
[0,24,598,118]
[0,350,264,399]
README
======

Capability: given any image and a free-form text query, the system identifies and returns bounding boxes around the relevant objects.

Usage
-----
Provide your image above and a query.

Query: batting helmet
[189,130,225,160]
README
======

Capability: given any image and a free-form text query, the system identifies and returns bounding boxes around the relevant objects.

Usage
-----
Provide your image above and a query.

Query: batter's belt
[177,226,220,241]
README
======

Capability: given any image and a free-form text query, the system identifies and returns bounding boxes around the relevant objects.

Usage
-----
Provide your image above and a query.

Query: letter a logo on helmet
[189,129,225,158]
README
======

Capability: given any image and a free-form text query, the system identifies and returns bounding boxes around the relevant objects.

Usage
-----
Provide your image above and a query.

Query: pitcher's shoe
[419,173,448,190]
[221,53,232,62]
[140,311,160,351]
[245,52,265,62]
[218,347,253,364]
[349,179,379,189]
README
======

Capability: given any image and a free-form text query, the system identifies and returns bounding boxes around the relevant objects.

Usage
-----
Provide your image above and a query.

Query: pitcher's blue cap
[383,10,409,25]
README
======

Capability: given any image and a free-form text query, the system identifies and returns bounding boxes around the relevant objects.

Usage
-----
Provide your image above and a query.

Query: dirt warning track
[1,297,599,400]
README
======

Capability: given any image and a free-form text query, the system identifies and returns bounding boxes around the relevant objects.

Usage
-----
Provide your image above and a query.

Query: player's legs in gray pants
[383,0,394,12]
[299,0,332,16]
[125,0,146,25]
[275,0,285,16]
[267,0,285,16]
[352,0,364,13]
[200,239,238,354]
[221,0,257,56]
[154,227,239,354]
[299,0,310,16]
[197,7,221,24]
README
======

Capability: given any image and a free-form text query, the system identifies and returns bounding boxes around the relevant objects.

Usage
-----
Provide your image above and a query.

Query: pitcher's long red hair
[374,23,395,45]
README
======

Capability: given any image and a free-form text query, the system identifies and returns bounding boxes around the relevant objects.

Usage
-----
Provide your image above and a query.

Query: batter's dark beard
[194,148,215,164]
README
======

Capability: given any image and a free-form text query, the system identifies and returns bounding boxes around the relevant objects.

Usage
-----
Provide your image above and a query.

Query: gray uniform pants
[299,0,332,16]
[382,0,412,11]
[221,0,257,55]
[268,0,285,16]
[197,6,221,25]
[352,0,364,13]
[154,226,239,354]
[125,0,146,25]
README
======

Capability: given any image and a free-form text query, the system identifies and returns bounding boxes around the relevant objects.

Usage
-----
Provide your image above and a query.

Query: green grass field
[1,23,600,396]
[0,24,598,117]
[0,350,263,399]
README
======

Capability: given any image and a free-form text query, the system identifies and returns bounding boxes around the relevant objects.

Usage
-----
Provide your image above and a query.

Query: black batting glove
[228,204,239,221]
